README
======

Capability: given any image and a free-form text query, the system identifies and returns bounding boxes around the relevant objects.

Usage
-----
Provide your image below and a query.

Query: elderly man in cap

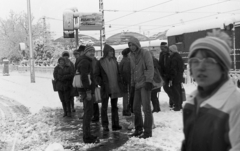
[128,36,154,139]
[77,45,99,143]
[159,42,174,108]
[168,45,184,111]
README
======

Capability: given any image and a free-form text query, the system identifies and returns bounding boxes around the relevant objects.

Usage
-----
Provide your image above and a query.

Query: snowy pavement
[0,71,197,151]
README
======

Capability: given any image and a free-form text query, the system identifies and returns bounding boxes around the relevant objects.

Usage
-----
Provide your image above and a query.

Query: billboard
[79,13,102,30]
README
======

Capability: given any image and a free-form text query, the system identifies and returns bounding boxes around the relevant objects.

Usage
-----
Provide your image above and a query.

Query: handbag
[181,83,186,102]
[52,79,57,92]
[94,87,102,103]
[72,71,91,88]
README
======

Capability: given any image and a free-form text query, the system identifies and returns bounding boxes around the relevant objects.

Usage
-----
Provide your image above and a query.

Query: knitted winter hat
[189,29,232,70]
[62,51,70,57]
[83,45,95,54]
[169,45,178,53]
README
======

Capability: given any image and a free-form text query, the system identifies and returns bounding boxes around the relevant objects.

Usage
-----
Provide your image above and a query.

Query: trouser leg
[58,91,67,115]
[64,90,71,116]
[92,103,99,119]
[122,93,128,111]
[82,92,94,140]
[151,89,160,112]
[101,96,109,127]
[141,87,152,136]
[163,81,173,106]
[111,98,119,127]
[133,89,143,131]
[171,83,181,109]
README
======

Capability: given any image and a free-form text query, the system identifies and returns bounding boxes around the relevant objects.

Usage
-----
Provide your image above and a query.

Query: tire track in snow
[0,96,30,151]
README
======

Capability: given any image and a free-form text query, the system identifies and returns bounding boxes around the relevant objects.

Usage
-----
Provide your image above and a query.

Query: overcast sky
[1,0,240,40]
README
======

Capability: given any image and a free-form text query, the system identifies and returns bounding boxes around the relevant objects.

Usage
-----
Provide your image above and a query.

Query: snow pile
[45,143,64,151]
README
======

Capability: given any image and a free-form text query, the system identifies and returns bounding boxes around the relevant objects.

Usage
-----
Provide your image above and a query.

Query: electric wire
[143,8,240,32]
[105,0,173,23]
[106,0,230,33]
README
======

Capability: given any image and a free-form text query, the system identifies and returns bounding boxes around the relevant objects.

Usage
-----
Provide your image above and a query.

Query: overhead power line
[105,0,173,23]
[104,10,238,14]
[68,8,240,39]
[106,0,230,34]
[143,8,240,32]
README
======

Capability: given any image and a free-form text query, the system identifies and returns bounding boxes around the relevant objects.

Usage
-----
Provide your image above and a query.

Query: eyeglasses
[188,57,218,68]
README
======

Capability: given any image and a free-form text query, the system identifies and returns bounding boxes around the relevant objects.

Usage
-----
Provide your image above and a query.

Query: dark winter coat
[94,44,123,99]
[53,58,74,91]
[76,55,95,94]
[159,51,170,81]
[119,56,131,92]
[169,52,184,84]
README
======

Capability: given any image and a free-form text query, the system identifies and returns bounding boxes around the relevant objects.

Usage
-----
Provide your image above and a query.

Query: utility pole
[42,16,46,43]
[99,0,105,56]
[27,0,35,83]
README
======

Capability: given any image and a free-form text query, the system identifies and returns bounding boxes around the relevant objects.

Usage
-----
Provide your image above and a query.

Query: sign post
[27,0,35,83]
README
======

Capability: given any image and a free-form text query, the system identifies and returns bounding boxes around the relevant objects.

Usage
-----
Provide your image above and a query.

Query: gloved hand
[145,82,153,91]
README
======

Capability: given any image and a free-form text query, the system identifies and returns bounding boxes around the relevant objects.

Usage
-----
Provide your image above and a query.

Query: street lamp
[27,0,35,83]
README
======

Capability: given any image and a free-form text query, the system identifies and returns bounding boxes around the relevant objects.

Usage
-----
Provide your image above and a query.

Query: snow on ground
[0,71,197,151]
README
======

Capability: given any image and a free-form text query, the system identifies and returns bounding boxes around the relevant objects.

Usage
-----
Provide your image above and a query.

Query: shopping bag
[52,79,57,92]
[72,73,82,88]
[72,71,92,88]
[181,84,186,102]
[94,87,102,103]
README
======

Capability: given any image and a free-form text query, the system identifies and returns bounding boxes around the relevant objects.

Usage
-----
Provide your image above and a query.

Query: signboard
[19,43,26,51]
[79,13,102,30]
[63,31,74,38]
[63,10,74,31]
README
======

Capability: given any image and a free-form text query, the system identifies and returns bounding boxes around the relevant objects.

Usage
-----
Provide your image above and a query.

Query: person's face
[59,60,64,66]
[85,49,95,59]
[129,43,137,52]
[190,51,222,89]
[108,49,114,58]
[74,53,80,59]
[63,55,69,59]
[160,46,167,53]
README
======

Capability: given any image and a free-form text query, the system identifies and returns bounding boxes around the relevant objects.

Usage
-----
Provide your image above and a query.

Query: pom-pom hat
[188,30,232,70]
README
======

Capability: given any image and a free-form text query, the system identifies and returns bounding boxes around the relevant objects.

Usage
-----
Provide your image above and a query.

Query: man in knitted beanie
[76,44,99,144]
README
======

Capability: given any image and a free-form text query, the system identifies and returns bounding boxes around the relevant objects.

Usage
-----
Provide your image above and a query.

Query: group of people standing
[53,36,185,143]
[53,29,240,150]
